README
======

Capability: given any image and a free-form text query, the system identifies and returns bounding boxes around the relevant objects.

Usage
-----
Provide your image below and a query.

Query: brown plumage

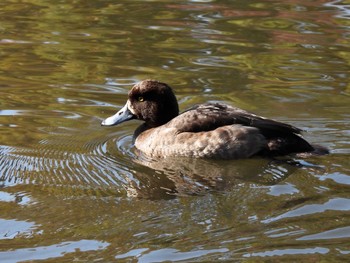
[101,80,328,159]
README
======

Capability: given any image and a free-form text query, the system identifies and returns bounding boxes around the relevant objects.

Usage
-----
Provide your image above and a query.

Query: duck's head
[101,80,179,127]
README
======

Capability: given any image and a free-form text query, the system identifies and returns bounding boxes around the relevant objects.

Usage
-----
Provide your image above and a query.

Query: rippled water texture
[1,0,349,262]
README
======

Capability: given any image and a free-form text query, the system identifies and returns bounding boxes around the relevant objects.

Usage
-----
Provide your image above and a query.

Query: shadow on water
[121,147,327,200]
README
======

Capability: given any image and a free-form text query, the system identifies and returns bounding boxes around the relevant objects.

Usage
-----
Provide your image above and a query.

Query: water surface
[0,0,349,262]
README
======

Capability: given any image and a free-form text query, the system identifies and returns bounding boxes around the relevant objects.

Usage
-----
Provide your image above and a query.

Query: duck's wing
[169,102,303,136]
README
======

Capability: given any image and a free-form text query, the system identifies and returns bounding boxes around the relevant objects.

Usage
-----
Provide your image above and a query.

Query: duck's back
[134,103,315,159]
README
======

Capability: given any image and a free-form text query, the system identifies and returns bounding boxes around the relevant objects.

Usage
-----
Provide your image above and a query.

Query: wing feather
[167,103,302,137]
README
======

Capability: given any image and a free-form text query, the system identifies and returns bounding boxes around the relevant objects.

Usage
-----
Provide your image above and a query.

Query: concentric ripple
[0,122,139,197]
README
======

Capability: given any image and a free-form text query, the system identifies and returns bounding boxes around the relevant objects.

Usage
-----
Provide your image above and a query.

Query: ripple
[105,77,140,87]
[0,239,109,262]
[262,198,350,224]
[297,226,350,241]
[243,247,330,258]
[146,25,185,31]
[116,247,229,262]
[0,125,137,197]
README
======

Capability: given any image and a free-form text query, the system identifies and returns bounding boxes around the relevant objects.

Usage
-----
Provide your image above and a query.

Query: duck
[101,80,328,159]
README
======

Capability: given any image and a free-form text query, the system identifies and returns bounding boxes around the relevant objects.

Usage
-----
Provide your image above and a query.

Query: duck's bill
[101,102,135,126]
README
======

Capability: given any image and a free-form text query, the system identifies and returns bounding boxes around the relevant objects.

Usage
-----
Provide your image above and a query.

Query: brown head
[101,80,179,127]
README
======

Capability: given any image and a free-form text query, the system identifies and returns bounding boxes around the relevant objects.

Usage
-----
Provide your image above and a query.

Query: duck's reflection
[124,154,299,199]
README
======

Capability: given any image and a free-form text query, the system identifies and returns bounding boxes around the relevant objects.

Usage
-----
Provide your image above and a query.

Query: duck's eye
[137,96,144,102]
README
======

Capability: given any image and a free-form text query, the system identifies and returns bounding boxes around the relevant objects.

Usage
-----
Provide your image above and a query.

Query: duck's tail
[312,144,330,155]
[294,144,329,158]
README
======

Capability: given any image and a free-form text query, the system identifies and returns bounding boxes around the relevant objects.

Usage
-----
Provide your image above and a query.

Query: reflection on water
[129,154,300,199]
[0,0,349,262]
[116,247,230,262]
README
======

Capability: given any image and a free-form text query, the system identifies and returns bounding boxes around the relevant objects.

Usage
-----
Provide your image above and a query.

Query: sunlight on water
[0,240,109,263]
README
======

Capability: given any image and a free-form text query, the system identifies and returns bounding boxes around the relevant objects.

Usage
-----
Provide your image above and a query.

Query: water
[0,0,349,262]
